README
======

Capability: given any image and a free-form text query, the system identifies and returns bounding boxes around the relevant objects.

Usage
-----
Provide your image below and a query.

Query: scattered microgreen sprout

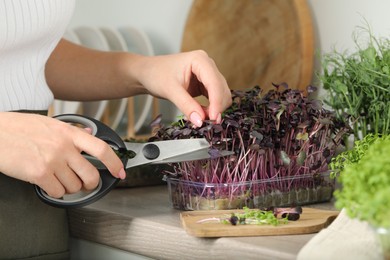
[114,138,143,160]
[270,206,303,221]
[172,115,186,128]
[197,206,301,226]
[151,84,351,209]
[114,148,136,160]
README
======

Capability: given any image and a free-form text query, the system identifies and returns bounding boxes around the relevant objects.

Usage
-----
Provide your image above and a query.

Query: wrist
[118,52,150,96]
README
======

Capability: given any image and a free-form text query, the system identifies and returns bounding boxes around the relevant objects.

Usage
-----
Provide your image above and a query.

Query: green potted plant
[319,26,390,144]
[331,134,390,259]
[150,84,351,210]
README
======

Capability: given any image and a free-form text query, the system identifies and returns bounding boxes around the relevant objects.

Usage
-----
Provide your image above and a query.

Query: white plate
[52,30,82,116]
[73,26,109,120]
[118,26,154,56]
[118,26,154,133]
[63,29,81,44]
[99,27,129,130]
[100,27,127,52]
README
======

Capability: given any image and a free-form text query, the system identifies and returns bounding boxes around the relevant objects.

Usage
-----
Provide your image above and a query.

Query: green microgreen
[319,24,390,142]
[329,133,380,177]
[333,134,390,228]
[172,115,186,128]
[198,206,290,226]
[114,148,136,160]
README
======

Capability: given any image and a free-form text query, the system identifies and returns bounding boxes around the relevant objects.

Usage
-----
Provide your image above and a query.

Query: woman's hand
[0,112,125,198]
[46,40,232,128]
[130,50,233,127]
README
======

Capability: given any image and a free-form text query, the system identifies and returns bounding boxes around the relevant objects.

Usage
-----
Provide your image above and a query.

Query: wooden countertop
[68,185,335,260]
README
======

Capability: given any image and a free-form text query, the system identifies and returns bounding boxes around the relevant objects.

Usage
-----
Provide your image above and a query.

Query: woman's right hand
[0,112,125,198]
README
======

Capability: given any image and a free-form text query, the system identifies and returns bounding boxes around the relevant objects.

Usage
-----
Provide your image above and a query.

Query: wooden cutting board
[181,0,314,92]
[180,207,339,237]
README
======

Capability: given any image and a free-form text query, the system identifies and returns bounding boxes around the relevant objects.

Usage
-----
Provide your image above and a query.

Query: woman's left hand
[47,40,232,127]
[130,50,232,127]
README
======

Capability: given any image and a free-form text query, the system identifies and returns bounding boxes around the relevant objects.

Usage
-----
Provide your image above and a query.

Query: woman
[0,0,232,258]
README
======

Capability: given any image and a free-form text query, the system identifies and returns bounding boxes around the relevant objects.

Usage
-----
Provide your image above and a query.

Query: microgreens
[320,25,390,142]
[329,133,380,178]
[224,207,285,226]
[334,134,390,228]
[151,85,351,208]
[197,206,300,226]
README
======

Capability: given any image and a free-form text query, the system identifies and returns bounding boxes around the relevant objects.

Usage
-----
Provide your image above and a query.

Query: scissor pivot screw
[142,144,160,160]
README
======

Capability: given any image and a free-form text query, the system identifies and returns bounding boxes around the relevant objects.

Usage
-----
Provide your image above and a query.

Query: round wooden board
[181,0,314,92]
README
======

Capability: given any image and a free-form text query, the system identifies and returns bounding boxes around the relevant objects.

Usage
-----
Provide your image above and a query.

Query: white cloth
[297,208,383,260]
[0,0,75,111]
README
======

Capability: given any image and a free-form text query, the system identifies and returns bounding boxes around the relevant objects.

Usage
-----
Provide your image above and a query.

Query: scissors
[35,114,233,208]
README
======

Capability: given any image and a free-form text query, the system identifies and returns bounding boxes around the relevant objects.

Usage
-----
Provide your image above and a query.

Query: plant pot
[375,227,390,260]
[165,172,334,210]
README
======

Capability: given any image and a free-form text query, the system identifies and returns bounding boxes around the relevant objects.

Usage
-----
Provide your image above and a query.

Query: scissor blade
[124,138,211,168]
[152,149,234,164]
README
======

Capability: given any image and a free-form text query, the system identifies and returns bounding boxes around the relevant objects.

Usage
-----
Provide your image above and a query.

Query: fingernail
[84,127,93,134]
[216,113,222,124]
[118,168,126,180]
[190,112,203,127]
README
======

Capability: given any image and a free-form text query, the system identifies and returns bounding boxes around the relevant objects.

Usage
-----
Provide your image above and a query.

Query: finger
[189,55,232,121]
[54,164,83,194]
[67,152,100,191]
[200,74,231,121]
[168,83,206,127]
[83,127,93,134]
[206,82,231,120]
[72,130,124,179]
[35,173,66,199]
[69,124,116,187]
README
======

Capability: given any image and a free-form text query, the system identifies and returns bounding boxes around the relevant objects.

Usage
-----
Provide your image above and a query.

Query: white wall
[68,0,390,112]
[309,0,390,54]
[68,0,193,55]
[69,0,390,55]
[307,0,389,96]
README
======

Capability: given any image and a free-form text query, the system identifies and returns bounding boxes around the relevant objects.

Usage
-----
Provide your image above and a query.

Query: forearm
[46,41,232,125]
[45,39,147,101]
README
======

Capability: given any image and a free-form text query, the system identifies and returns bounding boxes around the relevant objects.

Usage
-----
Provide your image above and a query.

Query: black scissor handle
[34,114,128,208]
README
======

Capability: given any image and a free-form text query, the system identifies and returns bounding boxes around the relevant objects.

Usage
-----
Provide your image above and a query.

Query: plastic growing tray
[165,172,334,210]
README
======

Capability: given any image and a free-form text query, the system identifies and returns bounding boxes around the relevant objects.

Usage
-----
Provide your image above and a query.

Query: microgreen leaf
[280,151,291,166]
[297,151,307,166]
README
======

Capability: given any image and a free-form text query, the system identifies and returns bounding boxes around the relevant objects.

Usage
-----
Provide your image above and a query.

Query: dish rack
[49,25,160,139]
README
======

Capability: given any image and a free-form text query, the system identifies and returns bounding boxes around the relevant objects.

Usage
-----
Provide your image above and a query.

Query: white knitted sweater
[0,0,75,111]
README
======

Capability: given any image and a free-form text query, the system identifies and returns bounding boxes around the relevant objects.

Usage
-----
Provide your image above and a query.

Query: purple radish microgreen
[151,85,351,207]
